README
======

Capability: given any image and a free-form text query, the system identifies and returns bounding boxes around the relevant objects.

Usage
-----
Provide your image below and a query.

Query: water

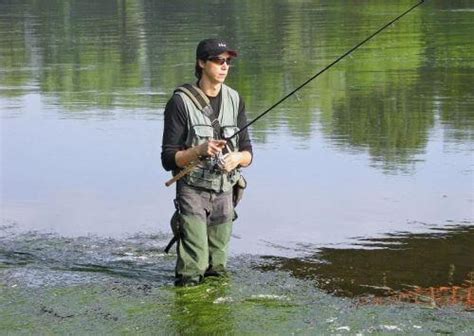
[1,226,473,334]
[1,0,473,333]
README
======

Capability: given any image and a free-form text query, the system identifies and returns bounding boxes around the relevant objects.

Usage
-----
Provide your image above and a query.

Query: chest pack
[174,83,241,193]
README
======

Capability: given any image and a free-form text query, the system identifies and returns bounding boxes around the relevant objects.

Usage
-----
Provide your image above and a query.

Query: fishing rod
[165,0,424,187]
[227,0,425,141]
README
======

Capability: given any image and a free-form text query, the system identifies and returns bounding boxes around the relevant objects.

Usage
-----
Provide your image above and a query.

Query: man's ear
[198,59,206,69]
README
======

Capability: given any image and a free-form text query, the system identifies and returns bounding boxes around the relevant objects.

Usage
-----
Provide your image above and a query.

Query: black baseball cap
[196,38,238,60]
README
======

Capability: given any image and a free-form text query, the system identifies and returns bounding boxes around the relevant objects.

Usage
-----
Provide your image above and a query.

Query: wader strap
[164,199,181,254]
[164,236,177,254]
[175,83,222,139]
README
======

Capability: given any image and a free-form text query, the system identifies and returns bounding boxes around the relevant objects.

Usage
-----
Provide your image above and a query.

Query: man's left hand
[221,152,243,173]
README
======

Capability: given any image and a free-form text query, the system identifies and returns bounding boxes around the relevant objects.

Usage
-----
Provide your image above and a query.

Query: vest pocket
[186,167,223,192]
[191,125,214,146]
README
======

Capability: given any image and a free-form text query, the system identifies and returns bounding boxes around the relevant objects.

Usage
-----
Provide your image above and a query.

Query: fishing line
[227,0,424,141]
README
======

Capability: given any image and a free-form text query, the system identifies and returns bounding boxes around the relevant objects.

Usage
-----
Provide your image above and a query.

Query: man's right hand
[196,139,227,157]
[175,139,227,168]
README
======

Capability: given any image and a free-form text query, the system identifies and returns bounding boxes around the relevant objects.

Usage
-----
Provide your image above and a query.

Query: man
[161,38,253,286]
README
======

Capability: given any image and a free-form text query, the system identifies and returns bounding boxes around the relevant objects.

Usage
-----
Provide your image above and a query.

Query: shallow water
[1,0,474,333]
[1,226,473,334]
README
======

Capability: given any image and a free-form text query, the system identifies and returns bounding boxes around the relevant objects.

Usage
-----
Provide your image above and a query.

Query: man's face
[200,51,233,84]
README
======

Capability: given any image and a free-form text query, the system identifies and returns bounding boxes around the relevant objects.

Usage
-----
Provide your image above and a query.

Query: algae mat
[1,226,473,335]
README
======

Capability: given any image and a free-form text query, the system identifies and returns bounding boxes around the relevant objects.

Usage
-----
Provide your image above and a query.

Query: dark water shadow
[258,224,474,299]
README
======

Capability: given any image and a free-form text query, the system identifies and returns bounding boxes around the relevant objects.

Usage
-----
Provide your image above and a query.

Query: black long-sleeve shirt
[161,89,253,171]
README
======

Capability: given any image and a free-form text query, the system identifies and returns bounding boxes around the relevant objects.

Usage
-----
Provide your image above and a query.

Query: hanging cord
[226,0,425,141]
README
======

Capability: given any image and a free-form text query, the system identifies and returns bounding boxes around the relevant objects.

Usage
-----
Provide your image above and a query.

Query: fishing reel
[213,143,233,173]
[214,151,227,172]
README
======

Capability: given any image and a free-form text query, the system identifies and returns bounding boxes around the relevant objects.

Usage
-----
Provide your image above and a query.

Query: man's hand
[221,152,243,173]
[197,139,227,157]
[175,139,226,168]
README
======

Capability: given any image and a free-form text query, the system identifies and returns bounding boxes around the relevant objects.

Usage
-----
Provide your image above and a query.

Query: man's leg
[207,190,234,276]
[207,221,233,275]
[174,183,210,286]
[175,213,208,285]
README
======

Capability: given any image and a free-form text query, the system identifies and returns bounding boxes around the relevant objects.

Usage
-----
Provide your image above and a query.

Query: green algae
[1,231,473,335]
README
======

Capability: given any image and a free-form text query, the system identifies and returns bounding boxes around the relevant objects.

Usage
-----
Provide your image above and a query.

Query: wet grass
[1,227,473,335]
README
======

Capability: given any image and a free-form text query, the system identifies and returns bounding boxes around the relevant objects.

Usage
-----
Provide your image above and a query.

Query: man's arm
[161,95,188,172]
[236,95,253,163]
[222,95,253,172]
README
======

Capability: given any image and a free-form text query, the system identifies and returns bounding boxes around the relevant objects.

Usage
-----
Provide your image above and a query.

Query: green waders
[174,182,234,286]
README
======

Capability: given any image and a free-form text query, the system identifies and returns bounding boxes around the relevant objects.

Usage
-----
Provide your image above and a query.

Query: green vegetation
[1,230,473,334]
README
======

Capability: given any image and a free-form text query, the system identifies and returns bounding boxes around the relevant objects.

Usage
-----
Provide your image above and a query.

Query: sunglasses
[207,56,233,66]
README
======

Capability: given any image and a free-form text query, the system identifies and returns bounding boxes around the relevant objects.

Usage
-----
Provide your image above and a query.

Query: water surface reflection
[1,0,473,263]
[260,224,474,302]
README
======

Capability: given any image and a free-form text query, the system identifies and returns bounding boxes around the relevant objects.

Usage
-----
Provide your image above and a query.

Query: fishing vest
[174,83,241,193]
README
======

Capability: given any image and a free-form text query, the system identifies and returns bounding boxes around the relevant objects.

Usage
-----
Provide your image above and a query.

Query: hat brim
[207,48,238,58]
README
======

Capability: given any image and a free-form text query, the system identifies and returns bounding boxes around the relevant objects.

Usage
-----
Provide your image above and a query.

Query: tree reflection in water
[259,224,474,309]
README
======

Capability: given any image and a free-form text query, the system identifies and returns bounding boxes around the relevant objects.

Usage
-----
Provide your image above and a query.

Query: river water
[1,0,473,333]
